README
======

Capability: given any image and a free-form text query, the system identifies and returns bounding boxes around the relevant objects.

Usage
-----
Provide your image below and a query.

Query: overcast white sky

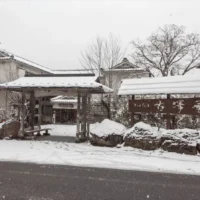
[0,0,200,70]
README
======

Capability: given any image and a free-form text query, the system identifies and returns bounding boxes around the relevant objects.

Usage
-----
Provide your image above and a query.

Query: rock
[123,122,161,150]
[90,133,123,147]
[1,119,20,139]
[161,140,197,155]
[89,119,126,147]
[124,136,161,150]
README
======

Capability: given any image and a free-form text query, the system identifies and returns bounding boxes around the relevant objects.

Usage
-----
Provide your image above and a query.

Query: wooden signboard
[129,98,200,115]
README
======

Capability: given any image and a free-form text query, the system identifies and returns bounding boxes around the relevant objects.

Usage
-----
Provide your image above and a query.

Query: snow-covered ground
[41,123,99,137]
[41,124,77,137]
[0,124,200,175]
[0,140,200,175]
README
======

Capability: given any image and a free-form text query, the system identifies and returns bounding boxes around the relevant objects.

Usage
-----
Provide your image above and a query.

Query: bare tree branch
[131,24,200,76]
[80,34,125,76]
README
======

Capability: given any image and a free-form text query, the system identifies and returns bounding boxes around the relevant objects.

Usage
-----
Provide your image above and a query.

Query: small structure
[118,75,200,128]
[0,74,112,141]
[51,96,77,124]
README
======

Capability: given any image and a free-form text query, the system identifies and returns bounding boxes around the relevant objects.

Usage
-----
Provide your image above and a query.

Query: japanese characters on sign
[129,98,200,115]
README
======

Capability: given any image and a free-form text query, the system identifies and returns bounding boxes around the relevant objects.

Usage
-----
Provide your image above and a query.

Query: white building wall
[103,70,150,96]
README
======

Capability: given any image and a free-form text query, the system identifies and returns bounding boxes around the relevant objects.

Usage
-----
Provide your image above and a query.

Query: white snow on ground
[1,123,200,175]
[41,124,77,137]
[0,140,200,175]
[90,119,127,137]
[41,123,99,137]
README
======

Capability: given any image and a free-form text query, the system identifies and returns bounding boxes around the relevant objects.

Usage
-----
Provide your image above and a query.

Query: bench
[25,128,51,136]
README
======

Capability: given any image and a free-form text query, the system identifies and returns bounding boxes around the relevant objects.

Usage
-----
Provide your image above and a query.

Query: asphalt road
[0,162,199,200]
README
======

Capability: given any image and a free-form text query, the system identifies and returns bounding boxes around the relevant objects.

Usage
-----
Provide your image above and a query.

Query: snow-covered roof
[51,69,93,75]
[14,55,52,73]
[0,49,52,73]
[0,75,113,93]
[51,96,77,104]
[118,75,200,95]
[0,50,97,76]
[102,68,145,72]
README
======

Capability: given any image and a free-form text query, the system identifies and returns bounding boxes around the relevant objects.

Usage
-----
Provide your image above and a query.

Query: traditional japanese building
[100,57,150,96]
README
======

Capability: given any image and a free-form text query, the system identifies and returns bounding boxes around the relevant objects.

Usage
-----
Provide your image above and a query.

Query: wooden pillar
[81,93,87,138]
[29,90,35,130]
[4,90,8,136]
[172,115,176,129]
[60,109,62,123]
[38,97,42,129]
[139,114,142,122]
[76,91,81,140]
[166,94,171,129]
[86,94,91,139]
[131,95,135,126]
[19,90,25,136]
[5,90,8,121]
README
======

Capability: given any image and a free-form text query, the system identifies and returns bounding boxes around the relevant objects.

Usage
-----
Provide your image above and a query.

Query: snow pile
[90,119,127,137]
[124,122,160,139]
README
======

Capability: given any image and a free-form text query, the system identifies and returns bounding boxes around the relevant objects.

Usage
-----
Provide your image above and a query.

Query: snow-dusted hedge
[124,122,162,150]
[124,122,200,155]
[124,122,161,139]
[89,120,200,154]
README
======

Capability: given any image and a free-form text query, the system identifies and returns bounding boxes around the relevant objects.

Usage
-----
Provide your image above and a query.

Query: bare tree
[80,36,104,76]
[80,33,124,76]
[131,24,200,76]
[80,34,125,119]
